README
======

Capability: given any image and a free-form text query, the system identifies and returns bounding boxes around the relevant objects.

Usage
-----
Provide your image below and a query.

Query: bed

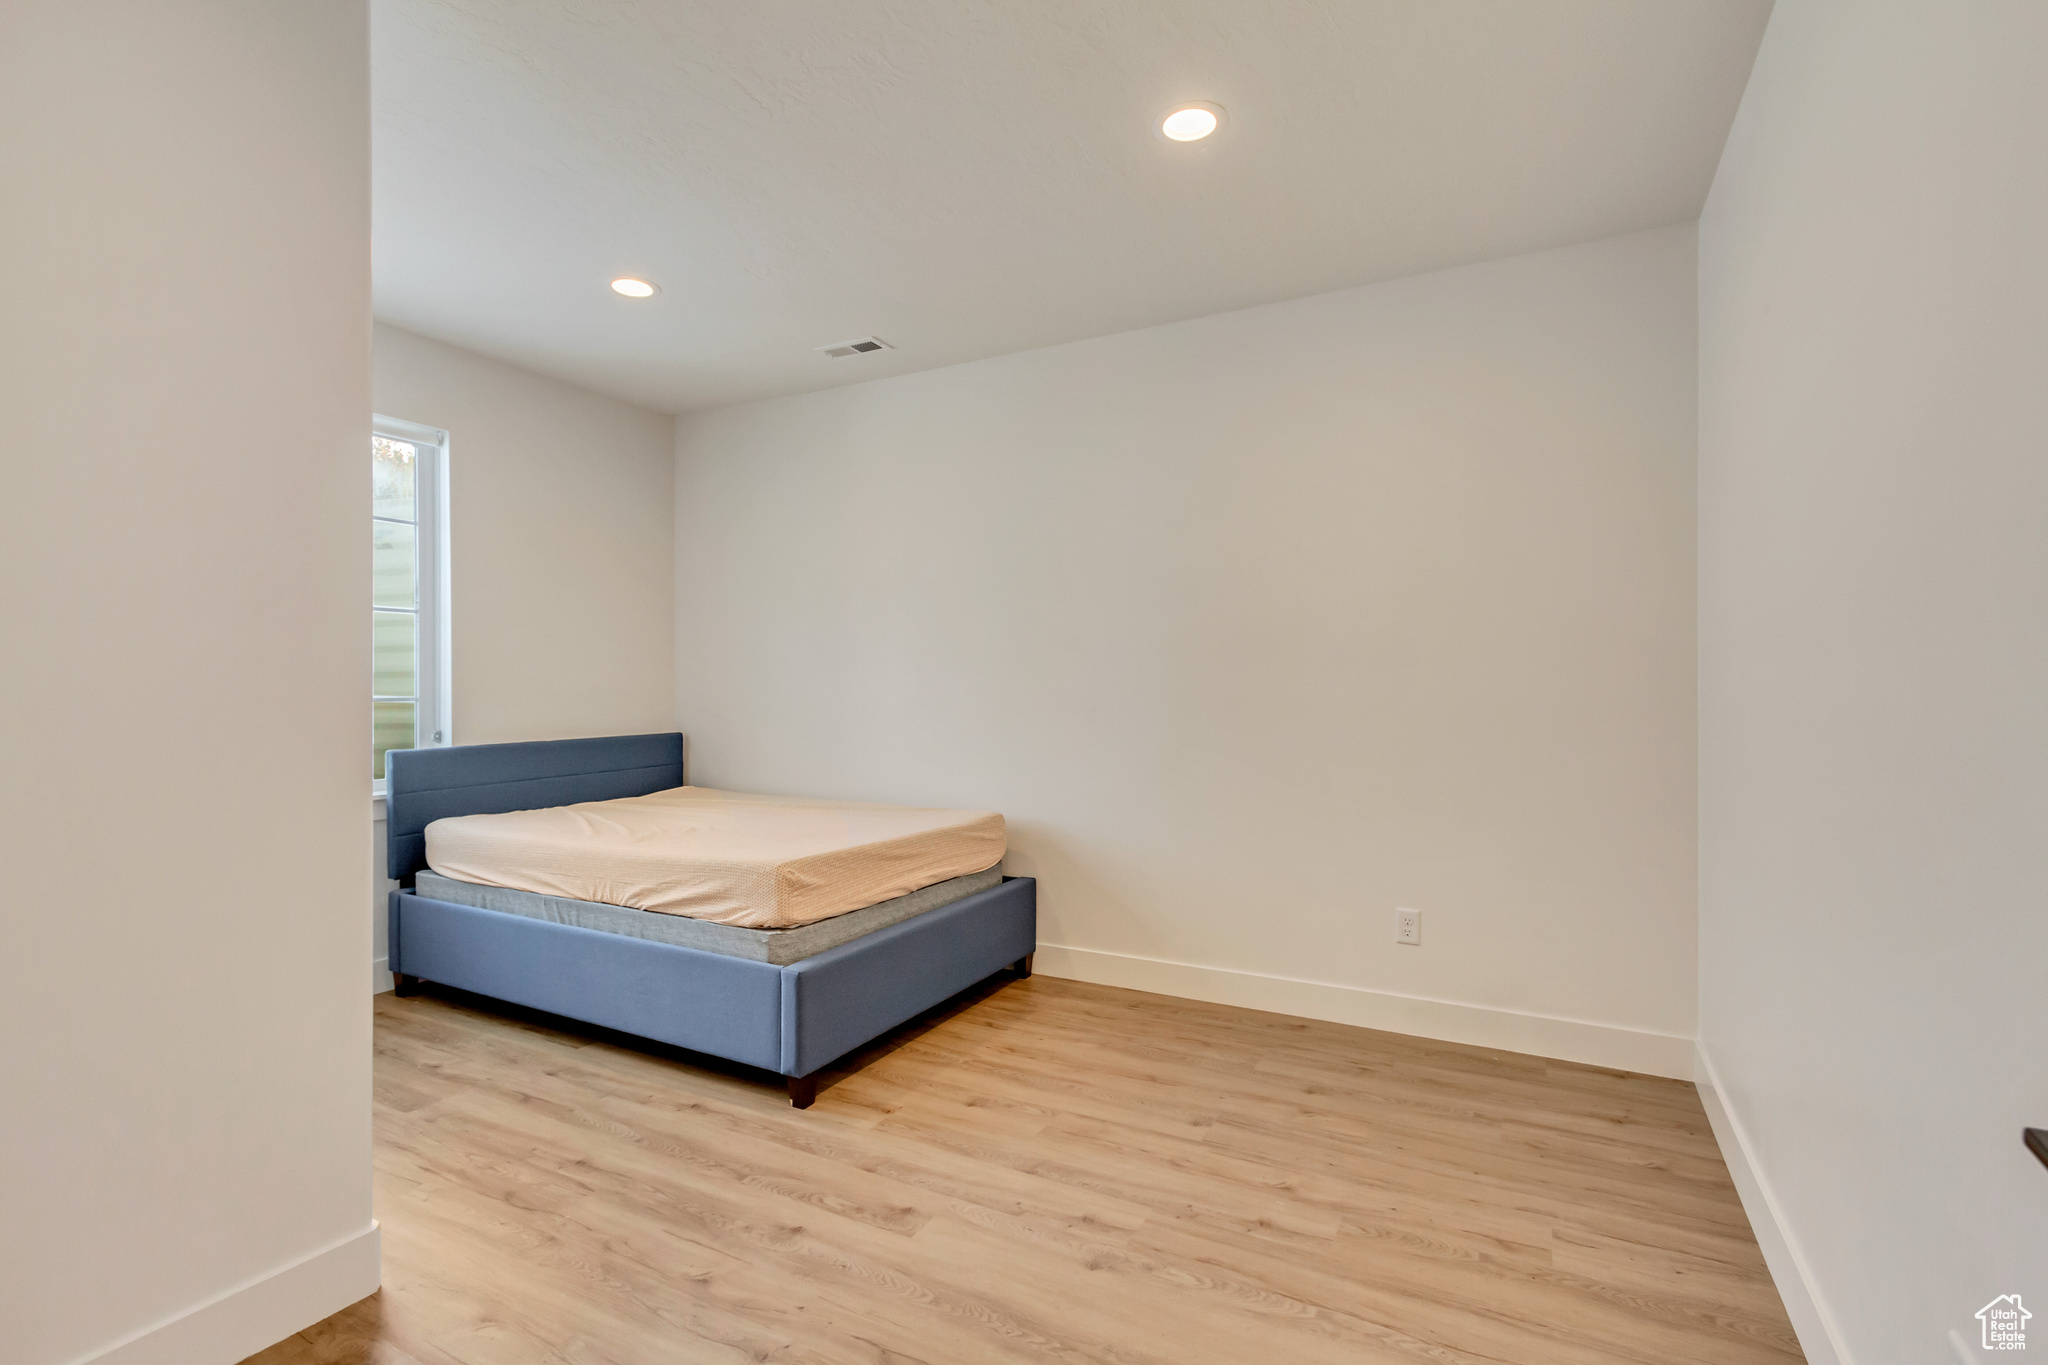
[384,732,1036,1107]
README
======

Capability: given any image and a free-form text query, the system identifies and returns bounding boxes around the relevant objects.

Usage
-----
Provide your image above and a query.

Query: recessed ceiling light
[1160,102,1224,142]
[610,277,658,298]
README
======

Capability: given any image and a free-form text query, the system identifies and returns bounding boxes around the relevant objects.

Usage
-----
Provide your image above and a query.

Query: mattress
[423,785,1006,930]
[414,866,1004,965]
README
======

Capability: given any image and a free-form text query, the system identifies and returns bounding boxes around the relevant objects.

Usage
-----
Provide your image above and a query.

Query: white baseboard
[77,1223,380,1365]
[1694,1044,1850,1365]
[372,955,394,995]
[1032,944,1695,1080]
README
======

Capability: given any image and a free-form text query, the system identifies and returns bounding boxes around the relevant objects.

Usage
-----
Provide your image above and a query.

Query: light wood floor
[249,974,1801,1365]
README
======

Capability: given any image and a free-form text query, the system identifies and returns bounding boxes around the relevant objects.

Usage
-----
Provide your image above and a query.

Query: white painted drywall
[0,4,378,1362]
[370,327,677,986]
[373,323,677,745]
[373,803,399,993]
[674,225,1699,1070]
[1698,2,2048,1360]
[374,0,1769,412]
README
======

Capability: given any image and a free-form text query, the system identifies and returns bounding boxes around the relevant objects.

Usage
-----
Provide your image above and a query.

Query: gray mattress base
[412,865,1003,965]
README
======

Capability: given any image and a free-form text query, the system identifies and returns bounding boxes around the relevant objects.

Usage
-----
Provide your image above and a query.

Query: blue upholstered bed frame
[384,733,1036,1107]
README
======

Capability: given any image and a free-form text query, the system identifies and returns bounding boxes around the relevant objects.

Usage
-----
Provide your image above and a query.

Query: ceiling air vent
[817,336,893,359]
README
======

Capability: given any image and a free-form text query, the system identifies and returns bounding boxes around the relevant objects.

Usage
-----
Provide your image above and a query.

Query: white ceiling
[372,1,1772,415]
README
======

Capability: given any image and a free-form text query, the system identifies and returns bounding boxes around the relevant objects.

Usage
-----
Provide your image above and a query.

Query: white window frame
[373,414,452,796]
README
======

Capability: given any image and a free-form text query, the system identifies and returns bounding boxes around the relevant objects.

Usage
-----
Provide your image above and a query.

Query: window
[372,417,449,784]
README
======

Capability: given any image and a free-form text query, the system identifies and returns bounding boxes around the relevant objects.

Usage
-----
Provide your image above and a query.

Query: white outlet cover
[1395,908,1422,945]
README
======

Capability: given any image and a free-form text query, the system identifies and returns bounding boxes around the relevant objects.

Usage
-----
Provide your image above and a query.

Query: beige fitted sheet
[423,786,1006,930]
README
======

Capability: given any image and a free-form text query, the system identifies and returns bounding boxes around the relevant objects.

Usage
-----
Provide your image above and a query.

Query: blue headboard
[385,732,685,883]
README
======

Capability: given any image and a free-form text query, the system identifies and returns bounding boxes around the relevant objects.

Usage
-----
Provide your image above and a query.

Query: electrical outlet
[1395,908,1421,945]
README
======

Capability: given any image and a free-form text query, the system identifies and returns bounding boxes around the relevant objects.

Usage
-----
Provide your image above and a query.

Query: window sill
[372,789,387,818]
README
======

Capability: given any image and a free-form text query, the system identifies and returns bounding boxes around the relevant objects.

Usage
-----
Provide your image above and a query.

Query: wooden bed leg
[787,1074,818,1110]
[392,973,418,997]
[1012,954,1034,980]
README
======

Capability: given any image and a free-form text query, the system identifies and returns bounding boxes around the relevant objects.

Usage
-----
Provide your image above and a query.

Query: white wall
[1697,3,2048,1361]
[675,225,1699,1075]
[373,323,676,746]
[0,5,378,1363]
[371,325,677,985]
